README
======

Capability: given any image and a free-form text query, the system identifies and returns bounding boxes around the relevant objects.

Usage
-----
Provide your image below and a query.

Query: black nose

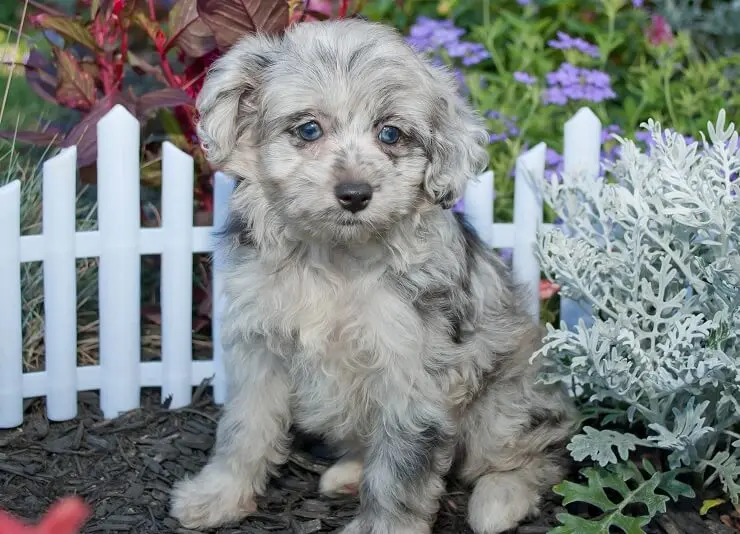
[334,182,373,213]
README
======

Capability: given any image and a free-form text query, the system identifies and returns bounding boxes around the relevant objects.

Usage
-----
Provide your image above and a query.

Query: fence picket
[513,142,546,320]
[211,172,234,404]
[463,170,494,247]
[0,180,23,428]
[161,142,195,409]
[43,147,79,421]
[561,107,602,329]
[97,105,142,419]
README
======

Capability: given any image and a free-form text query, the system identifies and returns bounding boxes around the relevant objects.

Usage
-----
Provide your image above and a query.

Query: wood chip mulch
[0,385,736,534]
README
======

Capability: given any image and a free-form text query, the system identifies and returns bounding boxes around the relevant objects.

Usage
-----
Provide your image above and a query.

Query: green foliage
[552,460,694,534]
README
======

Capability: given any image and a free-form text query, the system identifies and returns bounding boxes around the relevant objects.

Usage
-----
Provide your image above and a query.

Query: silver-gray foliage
[532,110,740,503]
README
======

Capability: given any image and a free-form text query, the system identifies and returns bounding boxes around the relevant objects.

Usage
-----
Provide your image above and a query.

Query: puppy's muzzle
[334,182,373,213]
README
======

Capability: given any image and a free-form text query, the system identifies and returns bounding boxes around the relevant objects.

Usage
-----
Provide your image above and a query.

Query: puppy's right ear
[196,34,281,168]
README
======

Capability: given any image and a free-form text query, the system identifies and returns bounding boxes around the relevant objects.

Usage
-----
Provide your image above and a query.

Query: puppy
[170,18,576,534]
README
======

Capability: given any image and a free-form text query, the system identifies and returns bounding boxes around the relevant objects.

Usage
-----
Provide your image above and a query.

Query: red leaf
[302,9,331,21]
[196,0,290,49]
[36,496,91,534]
[23,50,59,105]
[131,10,161,42]
[28,14,99,51]
[54,49,97,111]
[136,88,194,118]
[62,94,136,169]
[127,51,165,81]
[165,0,217,57]
[141,305,162,325]
[0,495,90,534]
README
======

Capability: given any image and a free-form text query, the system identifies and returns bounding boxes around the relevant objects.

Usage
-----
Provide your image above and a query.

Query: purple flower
[513,71,536,85]
[542,63,617,105]
[542,87,568,105]
[406,16,489,66]
[634,129,698,155]
[486,111,520,144]
[498,248,513,264]
[544,148,565,182]
[546,148,563,168]
[547,31,600,58]
[632,0,644,7]
[517,0,531,4]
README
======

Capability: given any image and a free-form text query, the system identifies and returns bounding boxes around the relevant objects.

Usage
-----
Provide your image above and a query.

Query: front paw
[170,464,257,529]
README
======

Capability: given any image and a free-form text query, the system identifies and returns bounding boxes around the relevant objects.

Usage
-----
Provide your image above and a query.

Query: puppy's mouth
[337,217,364,226]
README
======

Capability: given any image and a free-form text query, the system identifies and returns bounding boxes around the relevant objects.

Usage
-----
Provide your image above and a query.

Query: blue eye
[297,121,323,141]
[379,125,401,144]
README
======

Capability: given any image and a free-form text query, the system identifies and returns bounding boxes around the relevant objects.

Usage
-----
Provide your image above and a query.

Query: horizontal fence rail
[0,104,603,429]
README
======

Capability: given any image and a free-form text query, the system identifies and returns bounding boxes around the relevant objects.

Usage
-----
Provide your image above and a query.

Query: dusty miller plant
[531,110,740,531]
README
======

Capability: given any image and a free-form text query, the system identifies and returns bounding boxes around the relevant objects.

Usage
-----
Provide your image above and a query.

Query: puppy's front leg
[342,399,453,534]
[170,337,291,529]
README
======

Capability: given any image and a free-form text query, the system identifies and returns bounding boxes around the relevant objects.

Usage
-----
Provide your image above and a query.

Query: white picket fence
[0,104,603,429]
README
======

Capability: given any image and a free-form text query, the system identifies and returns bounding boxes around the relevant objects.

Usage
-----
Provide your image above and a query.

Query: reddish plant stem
[338,0,350,18]
[147,0,157,21]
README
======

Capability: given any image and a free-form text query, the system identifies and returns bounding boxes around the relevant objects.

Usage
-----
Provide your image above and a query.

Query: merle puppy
[170,18,575,534]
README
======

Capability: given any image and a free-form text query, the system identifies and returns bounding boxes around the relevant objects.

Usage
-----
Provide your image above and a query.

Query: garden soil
[0,384,736,534]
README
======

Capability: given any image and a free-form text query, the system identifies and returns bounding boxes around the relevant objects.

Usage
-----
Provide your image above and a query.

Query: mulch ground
[0,384,736,534]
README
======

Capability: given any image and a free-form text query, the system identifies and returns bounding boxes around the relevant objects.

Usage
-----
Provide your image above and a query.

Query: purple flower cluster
[542,63,616,105]
[513,71,536,85]
[547,32,600,58]
[635,130,697,155]
[407,17,490,66]
[486,111,520,143]
[601,124,623,162]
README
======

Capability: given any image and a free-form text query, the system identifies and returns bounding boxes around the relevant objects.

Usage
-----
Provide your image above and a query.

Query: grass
[0,2,101,372]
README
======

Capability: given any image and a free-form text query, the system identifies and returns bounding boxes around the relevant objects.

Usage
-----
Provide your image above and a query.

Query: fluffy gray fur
[169,18,576,534]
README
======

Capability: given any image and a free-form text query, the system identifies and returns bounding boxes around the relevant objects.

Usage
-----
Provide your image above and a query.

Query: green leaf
[552,461,690,534]
[158,109,189,151]
[567,427,643,467]
[699,498,726,515]
[32,15,99,51]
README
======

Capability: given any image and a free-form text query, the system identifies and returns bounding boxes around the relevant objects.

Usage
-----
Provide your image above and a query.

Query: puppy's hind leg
[461,384,575,534]
[170,337,292,530]
[467,458,558,534]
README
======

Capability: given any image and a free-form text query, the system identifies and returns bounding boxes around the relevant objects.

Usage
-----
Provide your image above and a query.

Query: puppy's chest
[255,268,410,352]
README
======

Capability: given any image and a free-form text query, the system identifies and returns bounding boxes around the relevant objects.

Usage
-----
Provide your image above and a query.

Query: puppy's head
[198,19,488,243]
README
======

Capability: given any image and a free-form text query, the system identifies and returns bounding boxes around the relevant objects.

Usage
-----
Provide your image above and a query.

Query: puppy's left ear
[196,33,282,169]
[422,66,489,208]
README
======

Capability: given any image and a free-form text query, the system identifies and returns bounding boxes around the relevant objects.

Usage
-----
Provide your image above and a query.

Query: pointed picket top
[518,141,546,168]
[43,146,77,175]
[563,106,602,178]
[162,140,192,164]
[0,178,20,201]
[97,103,139,132]
[516,141,547,189]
